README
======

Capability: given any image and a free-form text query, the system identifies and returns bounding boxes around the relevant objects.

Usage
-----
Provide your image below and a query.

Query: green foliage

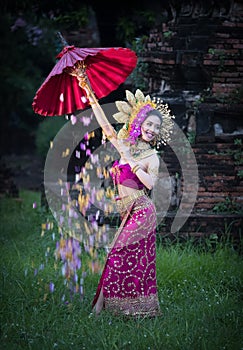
[208,138,243,166]
[116,10,156,45]
[208,46,241,74]
[212,196,242,214]
[237,169,243,179]
[163,30,173,39]
[208,48,226,72]
[0,12,59,149]
[230,138,242,163]
[130,37,149,91]
[0,5,90,153]
[116,11,154,90]
[186,130,196,145]
[54,7,89,31]
[35,117,67,158]
[234,138,242,146]
[2,1,89,17]
[0,191,243,350]
[116,17,136,45]
[213,84,243,105]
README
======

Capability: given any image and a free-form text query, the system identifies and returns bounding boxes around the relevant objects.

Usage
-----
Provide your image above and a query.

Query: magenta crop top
[110,160,145,190]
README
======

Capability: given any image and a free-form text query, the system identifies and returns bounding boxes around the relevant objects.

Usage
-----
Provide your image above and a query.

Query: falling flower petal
[80,142,86,151]
[81,116,91,126]
[84,132,89,141]
[70,114,77,125]
[90,154,99,164]
[62,148,70,157]
[60,93,64,102]
[95,210,100,220]
[49,282,55,293]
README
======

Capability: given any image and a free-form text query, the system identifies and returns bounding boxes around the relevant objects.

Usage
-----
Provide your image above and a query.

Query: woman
[82,83,174,317]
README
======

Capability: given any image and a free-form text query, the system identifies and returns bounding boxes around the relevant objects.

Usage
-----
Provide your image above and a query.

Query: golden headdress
[113,89,175,146]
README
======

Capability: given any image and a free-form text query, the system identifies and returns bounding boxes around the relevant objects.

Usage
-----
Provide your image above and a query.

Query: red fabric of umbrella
[32,45,137,116]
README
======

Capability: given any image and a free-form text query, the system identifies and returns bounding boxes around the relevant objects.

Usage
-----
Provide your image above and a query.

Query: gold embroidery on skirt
[116,192,151,214]
[105,293,161,317]
[108,194,154,250]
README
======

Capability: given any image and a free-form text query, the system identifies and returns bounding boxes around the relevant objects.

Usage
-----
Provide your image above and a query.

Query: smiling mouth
[145,131,155,138]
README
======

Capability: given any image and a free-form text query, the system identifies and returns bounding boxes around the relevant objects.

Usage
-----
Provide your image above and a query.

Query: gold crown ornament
[113,89,175,146]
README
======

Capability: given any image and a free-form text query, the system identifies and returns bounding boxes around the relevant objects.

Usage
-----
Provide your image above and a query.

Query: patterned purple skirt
[92,194,161,317]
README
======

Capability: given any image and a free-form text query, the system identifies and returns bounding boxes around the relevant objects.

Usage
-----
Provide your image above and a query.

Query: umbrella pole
[67,64,110,121]
[78,76,101,110]
[82,80,98,105]
[78,75,116,139]
[68,63,108,117]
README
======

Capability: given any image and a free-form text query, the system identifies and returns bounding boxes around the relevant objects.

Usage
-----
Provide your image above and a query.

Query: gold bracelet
[134,166,141,173]
[132,164,140,173]
[90,100,97,106]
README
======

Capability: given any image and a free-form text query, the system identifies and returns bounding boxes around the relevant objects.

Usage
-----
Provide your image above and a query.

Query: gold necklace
[130,139,153,159]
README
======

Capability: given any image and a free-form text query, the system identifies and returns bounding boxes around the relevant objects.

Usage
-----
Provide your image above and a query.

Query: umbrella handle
[65,61,97,104]
[78,75,98,105]
[78,74,117,139]
[74,66,115,137]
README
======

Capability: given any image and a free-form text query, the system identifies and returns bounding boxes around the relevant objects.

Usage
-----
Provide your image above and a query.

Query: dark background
[0,0,165,155]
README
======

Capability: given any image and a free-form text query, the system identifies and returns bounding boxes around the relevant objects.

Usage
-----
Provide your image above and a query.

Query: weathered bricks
[137,3,243,238]
[140,4,243,97]
[159,141,243,237]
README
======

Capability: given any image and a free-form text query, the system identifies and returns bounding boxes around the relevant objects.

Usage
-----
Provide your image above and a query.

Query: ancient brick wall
[192,142,242,212]
[137,1,243,238]
[140,1,243,96]
[158,141,243,239]
[204,20,243,96]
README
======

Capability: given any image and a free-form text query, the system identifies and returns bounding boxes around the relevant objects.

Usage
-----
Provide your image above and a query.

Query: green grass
[0,191,243,350]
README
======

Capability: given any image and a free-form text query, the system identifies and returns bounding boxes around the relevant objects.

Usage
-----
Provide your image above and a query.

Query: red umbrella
[32,41,137,116]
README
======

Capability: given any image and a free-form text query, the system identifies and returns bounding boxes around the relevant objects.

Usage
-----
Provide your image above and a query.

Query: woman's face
[140,114,161,142]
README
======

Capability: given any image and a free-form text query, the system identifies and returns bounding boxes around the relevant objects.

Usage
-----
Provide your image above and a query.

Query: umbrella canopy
[32,45,137,116]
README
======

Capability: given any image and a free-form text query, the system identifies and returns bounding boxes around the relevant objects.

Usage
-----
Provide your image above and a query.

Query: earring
[151,136,158,147]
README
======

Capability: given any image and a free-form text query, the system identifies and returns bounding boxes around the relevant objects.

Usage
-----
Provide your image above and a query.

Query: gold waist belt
[116,189,146,211]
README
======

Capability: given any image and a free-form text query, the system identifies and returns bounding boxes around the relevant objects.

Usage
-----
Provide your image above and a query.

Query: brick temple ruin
[138,0,243,241]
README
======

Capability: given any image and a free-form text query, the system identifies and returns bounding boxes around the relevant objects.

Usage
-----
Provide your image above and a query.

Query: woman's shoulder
[146,149,160,160]
[140,151,160,168]
[148,152,160,165]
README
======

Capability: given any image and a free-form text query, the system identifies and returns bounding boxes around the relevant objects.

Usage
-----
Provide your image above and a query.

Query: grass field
[0,191,242,350]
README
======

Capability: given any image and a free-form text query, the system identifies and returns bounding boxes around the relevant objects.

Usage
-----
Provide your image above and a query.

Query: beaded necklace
[129,139,157,160]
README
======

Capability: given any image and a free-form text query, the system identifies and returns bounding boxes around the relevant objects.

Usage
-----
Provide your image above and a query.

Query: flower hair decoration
[113,89,175,146]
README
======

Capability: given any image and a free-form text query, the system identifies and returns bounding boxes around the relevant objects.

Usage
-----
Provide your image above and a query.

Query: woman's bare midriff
[117,183,145,198]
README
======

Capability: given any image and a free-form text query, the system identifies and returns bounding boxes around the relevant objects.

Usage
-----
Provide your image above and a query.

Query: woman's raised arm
[80,78,117,142]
